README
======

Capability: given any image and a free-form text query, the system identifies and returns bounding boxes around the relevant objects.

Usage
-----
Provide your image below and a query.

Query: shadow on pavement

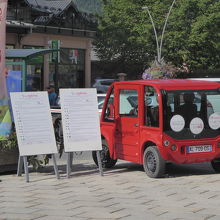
[165,162,215,178]
[107,161,216,178]
[2,160,216,179]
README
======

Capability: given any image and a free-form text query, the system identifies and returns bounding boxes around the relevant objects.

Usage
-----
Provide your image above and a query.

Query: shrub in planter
[0,132,50,172]
[0,132,19,173]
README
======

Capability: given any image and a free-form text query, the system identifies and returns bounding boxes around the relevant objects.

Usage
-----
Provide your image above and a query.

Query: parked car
[92,79,118,93]
[92,79,220,178]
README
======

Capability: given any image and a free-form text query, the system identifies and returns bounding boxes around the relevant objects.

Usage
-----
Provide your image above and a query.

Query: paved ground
[1,153,220,220]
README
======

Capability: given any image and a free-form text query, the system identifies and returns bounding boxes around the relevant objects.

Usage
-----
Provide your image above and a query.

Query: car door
[115,85,140,162]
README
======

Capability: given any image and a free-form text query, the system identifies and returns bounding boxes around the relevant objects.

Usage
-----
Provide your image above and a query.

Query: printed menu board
[10,92,58,156]
[60,89,102,152]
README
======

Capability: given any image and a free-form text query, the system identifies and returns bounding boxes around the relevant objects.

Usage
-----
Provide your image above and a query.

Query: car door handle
[134,123,139,127]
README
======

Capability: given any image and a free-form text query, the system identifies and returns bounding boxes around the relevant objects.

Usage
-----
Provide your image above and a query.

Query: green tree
[164,0,220,70]
[94,0,220,75]
[94,0,155,75]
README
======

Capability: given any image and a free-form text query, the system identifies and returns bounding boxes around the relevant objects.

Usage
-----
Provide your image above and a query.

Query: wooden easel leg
[96,151,103,176]
[23,156,29,183]
[52,154,60,179]
[17,155,23,176]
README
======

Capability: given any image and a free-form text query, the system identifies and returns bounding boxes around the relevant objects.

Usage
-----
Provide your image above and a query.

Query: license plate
[187,145,212,153]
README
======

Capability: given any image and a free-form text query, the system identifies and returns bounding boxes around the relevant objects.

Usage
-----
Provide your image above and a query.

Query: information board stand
[66,152,72,178]
[66,151,103,178]
[17,155,23,177]
[23,156,29,182]
[96,151,103,176]
[60,88,103,178]
[11,92,59,182]
[17,156,30,182]
[17,155,60,182]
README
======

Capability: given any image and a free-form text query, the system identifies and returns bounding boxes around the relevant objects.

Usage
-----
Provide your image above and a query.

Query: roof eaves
[53,0,79,17]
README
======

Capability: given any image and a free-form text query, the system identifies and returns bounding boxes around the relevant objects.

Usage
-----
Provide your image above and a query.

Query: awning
[6,49,59,59]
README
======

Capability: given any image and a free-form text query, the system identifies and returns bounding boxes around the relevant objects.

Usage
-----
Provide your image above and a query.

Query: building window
[49,48,85,88]
[23,45,44,91]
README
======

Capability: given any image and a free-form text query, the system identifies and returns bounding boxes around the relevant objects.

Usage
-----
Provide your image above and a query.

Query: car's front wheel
[92,140,117,168]
[143,146,165,178]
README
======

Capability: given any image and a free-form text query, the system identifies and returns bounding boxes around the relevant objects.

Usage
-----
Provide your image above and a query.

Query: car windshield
[163,89,220,139]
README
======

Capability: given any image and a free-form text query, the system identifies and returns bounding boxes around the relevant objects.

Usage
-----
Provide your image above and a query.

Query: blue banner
[6,70,22,93]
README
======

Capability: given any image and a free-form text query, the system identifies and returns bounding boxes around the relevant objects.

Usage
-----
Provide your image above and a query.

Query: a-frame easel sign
[10,92,59,182]
[59,88,103,177]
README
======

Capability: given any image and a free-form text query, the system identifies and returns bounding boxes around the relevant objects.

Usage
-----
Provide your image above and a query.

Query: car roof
[114,79,220,90]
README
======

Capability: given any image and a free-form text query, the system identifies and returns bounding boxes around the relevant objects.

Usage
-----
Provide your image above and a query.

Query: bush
[0,132,51,171]
[0,132,18,151]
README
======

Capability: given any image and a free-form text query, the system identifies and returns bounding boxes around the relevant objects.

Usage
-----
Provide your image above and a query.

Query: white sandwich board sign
[10,92,58,156]
[60,88,102,152]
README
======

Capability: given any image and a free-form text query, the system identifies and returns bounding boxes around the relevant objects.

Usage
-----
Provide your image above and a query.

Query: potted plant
[0,119,62,172]
[142,59,177,80]
[0,131,52,172]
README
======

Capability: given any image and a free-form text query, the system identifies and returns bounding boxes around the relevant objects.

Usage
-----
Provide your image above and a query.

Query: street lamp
[142,0,177,64]
[142,6,160,64]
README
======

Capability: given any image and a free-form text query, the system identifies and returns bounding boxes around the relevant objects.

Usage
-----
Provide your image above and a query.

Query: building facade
[6,0,97,91]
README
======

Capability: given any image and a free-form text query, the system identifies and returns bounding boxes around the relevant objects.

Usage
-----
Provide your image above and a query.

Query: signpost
[51,40,60,63]
[10,92,59,182]
[48,40,60,92]
[60,88,103,177]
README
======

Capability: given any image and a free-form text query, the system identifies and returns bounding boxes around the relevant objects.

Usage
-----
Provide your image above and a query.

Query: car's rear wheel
[92,139,117,168]
[143,146,165,178]
[211,158,220,173]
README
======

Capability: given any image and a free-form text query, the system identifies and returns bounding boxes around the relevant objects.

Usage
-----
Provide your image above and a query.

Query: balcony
[7,7,33,23]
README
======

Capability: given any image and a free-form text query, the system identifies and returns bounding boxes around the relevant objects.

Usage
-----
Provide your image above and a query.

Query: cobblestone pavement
[0,153,220,220]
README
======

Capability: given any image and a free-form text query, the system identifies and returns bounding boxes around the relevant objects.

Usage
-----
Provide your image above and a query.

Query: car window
[104,90,115,122]
[119,90,138,117]
[145,86,159,127]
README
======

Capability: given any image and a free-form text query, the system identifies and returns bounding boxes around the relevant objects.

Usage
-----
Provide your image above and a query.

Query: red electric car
[93,79,220,178]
